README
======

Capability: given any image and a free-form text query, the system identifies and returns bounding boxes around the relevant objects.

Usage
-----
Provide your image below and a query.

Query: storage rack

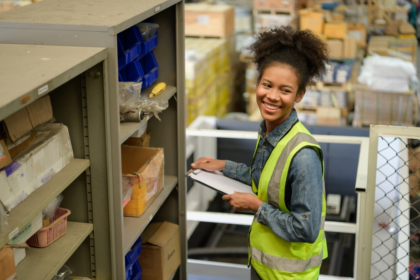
[0,44,111,279]
[0,0,187,279]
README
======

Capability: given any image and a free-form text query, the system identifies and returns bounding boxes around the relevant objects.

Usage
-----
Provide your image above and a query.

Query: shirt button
[263,142,267,147]
[260,167,263,171]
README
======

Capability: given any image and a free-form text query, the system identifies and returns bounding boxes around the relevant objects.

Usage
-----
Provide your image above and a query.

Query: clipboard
[186,169,255,195]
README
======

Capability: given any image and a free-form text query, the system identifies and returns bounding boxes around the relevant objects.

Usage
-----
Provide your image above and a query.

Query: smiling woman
[192,26,329,280]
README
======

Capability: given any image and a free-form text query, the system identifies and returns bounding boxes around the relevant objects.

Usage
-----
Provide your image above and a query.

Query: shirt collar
[258,109,298,147]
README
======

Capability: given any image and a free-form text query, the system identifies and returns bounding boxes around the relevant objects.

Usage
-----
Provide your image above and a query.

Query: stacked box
[368,36,417,65]
[185,37,235,125]
[353,91,415,127]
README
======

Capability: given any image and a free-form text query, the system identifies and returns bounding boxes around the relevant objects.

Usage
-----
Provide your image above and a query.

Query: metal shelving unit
[0,0,187,279]
[0,44,112,279]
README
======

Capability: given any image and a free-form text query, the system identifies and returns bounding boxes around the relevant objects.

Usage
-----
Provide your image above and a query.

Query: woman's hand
[222,192,263,212]
[191,157,226,172]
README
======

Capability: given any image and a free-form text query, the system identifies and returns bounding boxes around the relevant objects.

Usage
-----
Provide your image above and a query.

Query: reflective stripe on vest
[249,121,327,279]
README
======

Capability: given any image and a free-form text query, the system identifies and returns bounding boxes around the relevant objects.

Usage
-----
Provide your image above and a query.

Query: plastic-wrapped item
[137,22,159,41]
[119,82,142,114]
[122,177,136,208]
[0,204,7,234]
[52,265,73,280]
[43,194,63,225]
[134,97,168,121]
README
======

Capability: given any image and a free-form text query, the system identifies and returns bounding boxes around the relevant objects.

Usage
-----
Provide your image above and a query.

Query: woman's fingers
[191,158,226,172]
[222,194,231,201]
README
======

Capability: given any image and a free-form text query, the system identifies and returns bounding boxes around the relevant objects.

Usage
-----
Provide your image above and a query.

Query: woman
[192,26,329,280]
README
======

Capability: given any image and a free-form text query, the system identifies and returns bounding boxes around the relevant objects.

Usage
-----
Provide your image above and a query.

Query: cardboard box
[0,247,16,280]
[316,107,341,126]
[409,172,420,198]
[253,0,295,12]
[331,12,344,22]
[0,124,73,211]
[343,36,357,59]
[0,140,12,169]
[299,9,325,35]
[185,4,235,38]
[3,95,53,142]
[347,23,367,47]
[409,147,420,173]
[385,24,399,36]
[254,14,296,32]
[122,146,164,217]
[324,23,347,39]
[8,212,42,245]
[139,222,181,280]
[327,40,343,59]
[124,132,152,147]
[13,248,25,267]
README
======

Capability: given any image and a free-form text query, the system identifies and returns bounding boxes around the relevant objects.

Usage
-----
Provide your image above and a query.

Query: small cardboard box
[327,40,343,59]
[0,247,16,280]
[122,146,164,217]
[324,22,347,39]
[316,107,341,126]
[253,0,295,12]
[3,95,53,142]
[0,140,12,169]
[347,23,367,47]
[343,36,357,59]
[123,132,152,148]
[139,222,181,280]
[299,9,325,35]
[185,4,235,38]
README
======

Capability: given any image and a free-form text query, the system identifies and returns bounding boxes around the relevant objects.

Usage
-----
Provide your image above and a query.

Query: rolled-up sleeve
[255,148,323,243]
[223,160,252,186]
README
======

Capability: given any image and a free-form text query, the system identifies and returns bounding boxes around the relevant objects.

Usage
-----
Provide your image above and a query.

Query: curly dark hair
[250,26,329,93]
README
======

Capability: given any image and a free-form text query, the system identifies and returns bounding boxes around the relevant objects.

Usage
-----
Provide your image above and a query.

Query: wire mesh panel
[370,136,420,280]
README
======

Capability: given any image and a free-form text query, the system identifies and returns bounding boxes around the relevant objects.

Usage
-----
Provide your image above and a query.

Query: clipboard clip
[186,169,199,177]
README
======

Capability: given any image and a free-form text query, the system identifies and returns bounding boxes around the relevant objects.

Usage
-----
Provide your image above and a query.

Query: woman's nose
[266,89,280,101]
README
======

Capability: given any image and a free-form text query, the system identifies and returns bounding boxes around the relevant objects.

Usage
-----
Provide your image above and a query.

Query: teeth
[264,103,279,110]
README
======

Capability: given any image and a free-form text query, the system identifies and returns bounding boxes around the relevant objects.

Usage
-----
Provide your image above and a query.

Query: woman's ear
[295,89,306,103]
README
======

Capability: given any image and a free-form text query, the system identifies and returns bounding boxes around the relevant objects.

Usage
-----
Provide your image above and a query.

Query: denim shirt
[223,110,323,243]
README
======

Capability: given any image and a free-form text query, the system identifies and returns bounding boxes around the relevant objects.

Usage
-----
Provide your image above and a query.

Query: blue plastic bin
[142,32,158,54]
[131,261,142,280]
[117,26,143,70]
[322,2,341,9]
[119,59,144,83]
[125,237,142,266]
[125,264,133,280]
[139,52,159,88]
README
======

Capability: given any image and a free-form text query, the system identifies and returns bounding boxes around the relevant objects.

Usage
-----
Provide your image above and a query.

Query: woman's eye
[263,83,271,88]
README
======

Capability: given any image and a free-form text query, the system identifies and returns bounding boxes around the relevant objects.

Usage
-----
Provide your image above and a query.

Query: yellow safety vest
[249,121,328,280]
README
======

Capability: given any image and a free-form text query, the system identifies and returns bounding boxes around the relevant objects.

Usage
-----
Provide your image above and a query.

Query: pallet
[253,8,295,16]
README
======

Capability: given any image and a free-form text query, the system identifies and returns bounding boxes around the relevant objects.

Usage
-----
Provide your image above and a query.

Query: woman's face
[256,63,304,132]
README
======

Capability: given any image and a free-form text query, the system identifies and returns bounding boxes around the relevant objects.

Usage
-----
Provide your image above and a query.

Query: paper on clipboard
[186,169,255,195]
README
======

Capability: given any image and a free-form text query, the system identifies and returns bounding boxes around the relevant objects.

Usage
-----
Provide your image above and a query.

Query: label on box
[197,15,209,25]
[348,31,361,42]
[0,144,6,161]
[38,84,48,95]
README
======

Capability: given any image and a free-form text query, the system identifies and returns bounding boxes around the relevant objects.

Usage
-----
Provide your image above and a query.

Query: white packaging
[13,248,26,266]
[8,212,42,245]
[0,124,74,212]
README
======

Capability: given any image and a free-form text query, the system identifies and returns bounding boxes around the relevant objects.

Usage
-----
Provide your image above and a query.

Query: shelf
[123,175,177,254]
[16,222,93,280]
[120,114,151,144]
[0,44,106,121]
[119,85,176,144]
[0,158,90,248]
[0,0,181,34]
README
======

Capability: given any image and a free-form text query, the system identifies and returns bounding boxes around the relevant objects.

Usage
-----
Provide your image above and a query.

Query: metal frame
[357,125,420,279]
[186,116,369,279]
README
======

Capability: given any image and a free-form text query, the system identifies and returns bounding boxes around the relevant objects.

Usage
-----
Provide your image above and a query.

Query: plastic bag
[122,176,137,208]
[134,97,168,121]
[137,22,159,41]
[52,265,73,280]
[119,82,142,114]
[43,194,63,224]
